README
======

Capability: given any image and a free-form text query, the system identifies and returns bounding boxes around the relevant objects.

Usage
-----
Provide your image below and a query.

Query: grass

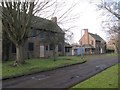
[2,56,83,79]
[0,63,2,78]
[2,53,118,79]
[72,63,119,88]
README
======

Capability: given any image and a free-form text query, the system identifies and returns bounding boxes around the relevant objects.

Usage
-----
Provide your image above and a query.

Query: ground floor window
[65,48,70,52]
[28,42,34,51]
[49,44,54,50]
[46,45,49,51]
[12,43,16,53]
[58,44,62,52]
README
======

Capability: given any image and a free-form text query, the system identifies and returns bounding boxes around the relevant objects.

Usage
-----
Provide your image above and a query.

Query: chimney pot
[51,17,57,23]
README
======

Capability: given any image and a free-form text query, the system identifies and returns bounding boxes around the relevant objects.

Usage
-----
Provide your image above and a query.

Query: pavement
[2,56,118,89]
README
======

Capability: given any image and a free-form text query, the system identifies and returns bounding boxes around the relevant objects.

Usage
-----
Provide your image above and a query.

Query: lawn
[2,56,84,79]
[2,53,118,79]
[72,63,119,88]
[0,63,2,78]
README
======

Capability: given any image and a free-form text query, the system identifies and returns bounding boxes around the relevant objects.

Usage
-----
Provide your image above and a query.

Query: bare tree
[1,1,34,65]
[46,31,64,61]
[108,26,120,53]
[1,0,80,65]
[97,0,120,19]
[94,0,120,53]
[1,0,55,65]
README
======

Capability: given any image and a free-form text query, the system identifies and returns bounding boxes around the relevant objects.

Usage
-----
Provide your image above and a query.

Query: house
[71,44,80,55]
[79,29,106,54]
[65,43,72,56]
[2,16,65,60]
[0,7,2,61]
[107,38,117,53]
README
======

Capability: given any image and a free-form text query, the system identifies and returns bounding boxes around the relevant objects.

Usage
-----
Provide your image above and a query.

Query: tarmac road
[2,55,118,89]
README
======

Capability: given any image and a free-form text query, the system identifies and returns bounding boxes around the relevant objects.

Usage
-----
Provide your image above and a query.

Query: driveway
[2,55,118,88]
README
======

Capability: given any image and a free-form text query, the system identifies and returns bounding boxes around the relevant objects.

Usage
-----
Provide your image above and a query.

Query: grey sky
[55,0,107,44]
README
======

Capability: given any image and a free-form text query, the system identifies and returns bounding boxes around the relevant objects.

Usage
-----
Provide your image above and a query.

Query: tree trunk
[15,44,24,66]
[113,44,118,53]
[53,44,57,61]
[5,44,10,61]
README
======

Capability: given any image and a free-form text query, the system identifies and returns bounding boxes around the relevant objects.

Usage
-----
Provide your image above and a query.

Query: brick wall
[84,29,89,44]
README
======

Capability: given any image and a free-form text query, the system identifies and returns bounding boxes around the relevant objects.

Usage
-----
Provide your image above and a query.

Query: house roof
[1,6,64,33]
[31,16,64,33]
[65,43,72,48]
[89,33,105,42]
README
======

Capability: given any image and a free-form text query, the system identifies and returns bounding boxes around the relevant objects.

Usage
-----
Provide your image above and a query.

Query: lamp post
[81,29,84,61]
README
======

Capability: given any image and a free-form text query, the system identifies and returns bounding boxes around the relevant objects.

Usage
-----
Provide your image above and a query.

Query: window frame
[28,42,34,51]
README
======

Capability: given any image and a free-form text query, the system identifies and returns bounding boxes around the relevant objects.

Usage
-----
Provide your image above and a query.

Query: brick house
[2,16,65,60]
[0,32,1,62]
[79,29,106,54]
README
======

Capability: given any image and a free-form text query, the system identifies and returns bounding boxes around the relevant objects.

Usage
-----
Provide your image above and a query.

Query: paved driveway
[2,56,118,88]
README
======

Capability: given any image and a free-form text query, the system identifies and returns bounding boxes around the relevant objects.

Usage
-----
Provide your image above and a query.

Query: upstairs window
[40,31,44,39]
[33,30,37,37]
[28,42,34,51]
[80,41,82,45]
[91,40,94,45]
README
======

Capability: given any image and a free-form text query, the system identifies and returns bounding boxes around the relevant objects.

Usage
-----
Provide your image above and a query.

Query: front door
[40,45,44,57]
[101,48,103,54]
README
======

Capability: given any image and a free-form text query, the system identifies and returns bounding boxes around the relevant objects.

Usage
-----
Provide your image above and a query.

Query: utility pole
[81,29,85,61]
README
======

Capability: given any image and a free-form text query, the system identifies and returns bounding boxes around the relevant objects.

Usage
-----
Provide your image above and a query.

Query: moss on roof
[89,33,105,42]
[31,16,64,33]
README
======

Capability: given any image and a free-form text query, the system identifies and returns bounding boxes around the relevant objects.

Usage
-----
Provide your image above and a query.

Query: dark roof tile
[89,33,105,42]
[31,16,64,33]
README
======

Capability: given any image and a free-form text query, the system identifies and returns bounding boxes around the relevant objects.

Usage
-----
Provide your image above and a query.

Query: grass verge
[2,53,118,79]
[2,56,84,79]
[72,63,119,88]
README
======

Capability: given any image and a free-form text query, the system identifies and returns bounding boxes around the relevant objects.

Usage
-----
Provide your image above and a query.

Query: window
[80,41,82,45]
[40,31,44,39]
[46,45,49,51]
[49,44,54,50]
[91,40,94,45]
[28,42,34,51]
[99,47,100,51]
[33,30,37,37]
[65,48,70,52]
[12,43,16,53]
[58,44,62,52]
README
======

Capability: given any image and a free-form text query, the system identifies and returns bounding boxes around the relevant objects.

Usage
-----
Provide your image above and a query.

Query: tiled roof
[31,16,64,33]
[89,33,105,42]
[65,43,72,47]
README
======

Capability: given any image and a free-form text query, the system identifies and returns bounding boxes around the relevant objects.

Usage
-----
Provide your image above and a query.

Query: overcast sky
[41,0,110,43]
[49,0,108,44]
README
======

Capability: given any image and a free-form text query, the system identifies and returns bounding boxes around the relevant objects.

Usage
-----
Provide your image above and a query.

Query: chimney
[51,17,57,23]
[84,29,89,44]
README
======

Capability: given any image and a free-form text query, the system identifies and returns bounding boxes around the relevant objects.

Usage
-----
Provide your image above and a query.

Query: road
[2,56,118,89]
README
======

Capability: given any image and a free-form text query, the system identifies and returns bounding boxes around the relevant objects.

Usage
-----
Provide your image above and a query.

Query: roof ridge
[32,16,64,33]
